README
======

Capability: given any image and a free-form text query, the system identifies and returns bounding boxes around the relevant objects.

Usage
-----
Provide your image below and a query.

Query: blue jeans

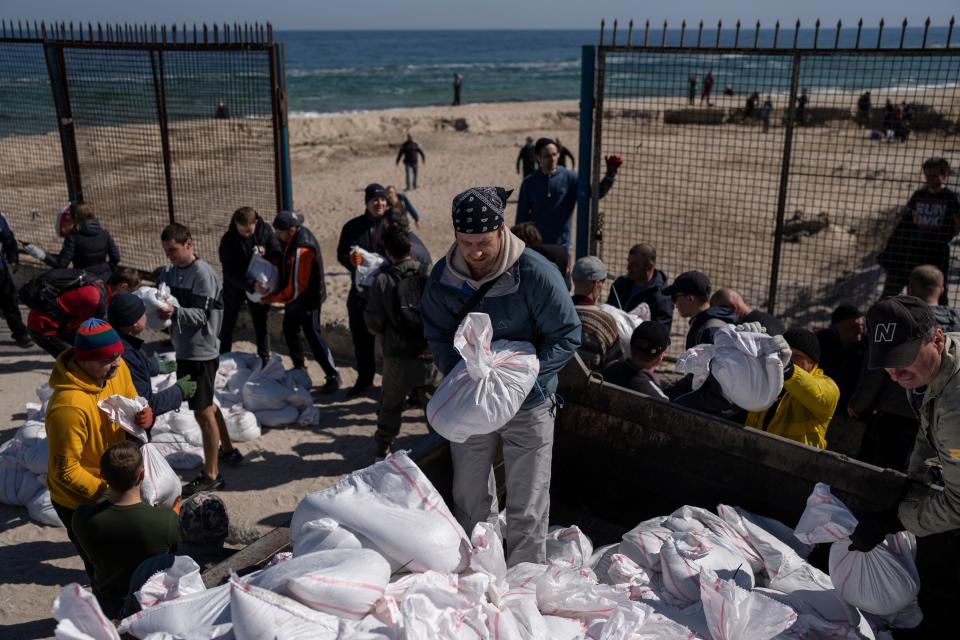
[404,163,418,190]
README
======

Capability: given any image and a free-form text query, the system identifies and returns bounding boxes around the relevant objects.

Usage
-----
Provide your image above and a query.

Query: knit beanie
[831,304,863,324]
[107,293,146,329]
[365,183,387,203]
[783,328,821,364]
[73,318,124,361]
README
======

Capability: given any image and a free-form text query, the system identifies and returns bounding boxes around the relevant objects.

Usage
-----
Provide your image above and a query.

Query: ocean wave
[287,59,579,78]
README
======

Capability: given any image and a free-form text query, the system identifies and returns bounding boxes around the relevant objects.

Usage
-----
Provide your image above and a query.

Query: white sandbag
[546,525,594,568]
[598,303,645,357]
[151,372,178,393]
[352,246,385,291]
[483,602,525,640]
[659,530,755,604]
[140,443,181,509]
[0,455,43,505]
[225,406,261,442]
[243,358,295,412]
[134,284,180,331]
[285,548,391,619]
[37,381,54,402]
[292,518,364,556]
[98,395,149,443]
[596,602,697,640]
[254,404,299,427]
[285,367,313,392]
[542,615,586,639]
[215,390,244,409]
[586,543,620,580]
[402,593,486,640]
[245,254,279,303]
[136,556,205,608]
[427,313,539,443]
[290,451,469,573]
[794,482,859,545]
[700,568,797,640]
[17,421,48,474]
[285,387,313,410]
[230,576,340,640]
[672,505,764,575]
[297,406,320,427]
[168,408,204,447]
[469,522,508,586]
[676,324,789,412]
[619,517,673,569]
[53,583,121,640]
[535,561,629,622]
[119,582,231,638]
[27,487,64,527]
[718,504,813,559]
[605,553,662,600]
[828,531,920,616]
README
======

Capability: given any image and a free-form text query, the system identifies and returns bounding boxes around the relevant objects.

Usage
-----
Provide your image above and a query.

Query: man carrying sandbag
[422,185,581,565]
[218,207,282,366]
[849,296,960,551]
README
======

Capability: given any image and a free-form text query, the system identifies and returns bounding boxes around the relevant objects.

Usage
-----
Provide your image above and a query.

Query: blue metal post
[277,43,294,211]
[575,45,596,260]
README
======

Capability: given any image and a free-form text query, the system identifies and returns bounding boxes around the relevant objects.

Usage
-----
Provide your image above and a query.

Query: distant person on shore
[701,71,714,106]
[709,287,785,335]
[395,133,426,190]
[157,223,240,496]
[452,73,463,106]
[261,211,341,394]
[215,99,229,119]
[723,84,734,97]
[22,202,121,282]
[879,157,959,303]
[745,92,759,119]
[795,89,809,126]
[761,96,773,133]
[218,207,282,366]
[856,91,871,128]
[0,211,31,347]
[687,74,697,105]
[510,222,570,284]
[386,185,421,230]
[882,99,896,131]
[602,322,671,399]
[570,256,622,371]
[606,243,673,332]
[516,137,621,251]
[908,264,960,331]
[555,137,575,169]
[517,136,538,177]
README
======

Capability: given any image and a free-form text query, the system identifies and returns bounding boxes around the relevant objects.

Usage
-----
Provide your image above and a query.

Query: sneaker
[14,334,33,349]
[182,473,225,497]
[219,447,243,466]
[345,382,373,398]
[374,441,391,463]
[318,374,342,395]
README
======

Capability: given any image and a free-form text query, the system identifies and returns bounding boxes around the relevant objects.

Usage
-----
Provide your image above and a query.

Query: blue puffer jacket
[119,333,184,418]
[421,248,581,407]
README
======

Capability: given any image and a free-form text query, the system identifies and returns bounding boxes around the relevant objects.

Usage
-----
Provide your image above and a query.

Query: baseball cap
[662,271,711,298]
[179,492,230,544]
[865,295,937,369]
[571,256,607,282]
[272,210,303,230]
[630,322,670,355]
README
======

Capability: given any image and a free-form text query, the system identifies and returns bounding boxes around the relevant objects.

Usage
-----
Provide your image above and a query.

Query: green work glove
[175,374,197,400]
[157,357,177,374]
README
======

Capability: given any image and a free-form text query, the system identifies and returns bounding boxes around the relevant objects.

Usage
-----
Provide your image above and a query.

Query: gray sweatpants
[450,398,555,566]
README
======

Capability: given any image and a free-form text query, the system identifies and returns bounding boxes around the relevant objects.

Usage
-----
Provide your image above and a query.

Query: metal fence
[580,18,960,332]
[0,21,291,273]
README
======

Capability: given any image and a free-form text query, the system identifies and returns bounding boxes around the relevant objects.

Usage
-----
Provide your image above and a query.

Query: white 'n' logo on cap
[874,323,896,343]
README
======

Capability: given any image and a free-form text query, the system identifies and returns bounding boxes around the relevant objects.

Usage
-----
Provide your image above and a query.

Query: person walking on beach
[386,185,421,230]
[22,202,121,282]
[156,223,240,495]
[261,210,342,394]
[796,89,809,126]
[687,74,697,105]
[421,186,581,565]
[516,137,621,250]
[517,136,538,177]
[395,133,426,191]
[555,137,575,169]
[452,73,463,106]
[745,92,759,120]
[218,207,282,366]
[761,96,773,133]
[0,211,31,347]
[701,71,714,106]
[856,91,871,128]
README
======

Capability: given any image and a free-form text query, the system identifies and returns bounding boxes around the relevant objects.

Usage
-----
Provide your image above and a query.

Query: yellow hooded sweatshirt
[45,350,137,509]
[745,364,840,449]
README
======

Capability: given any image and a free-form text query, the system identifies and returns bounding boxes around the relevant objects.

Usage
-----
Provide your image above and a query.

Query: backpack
[388,264,427,335]
[19,268,107,320]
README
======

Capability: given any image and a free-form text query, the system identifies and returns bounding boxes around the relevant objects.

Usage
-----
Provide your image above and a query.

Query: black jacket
[517,143,537,174]
[118,333,183,418]
[816,328,865,414]
[686,305,738,349]
[742,309,785,336]
[607,270,674,333]
[44,218,120,281]
[363,258,430,358]
[396,140,425,166]
[278,225,327,308]
[218,216,283,293]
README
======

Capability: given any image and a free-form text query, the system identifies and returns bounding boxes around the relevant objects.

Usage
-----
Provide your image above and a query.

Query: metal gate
[0,21,292,273]
[579,18,960,326]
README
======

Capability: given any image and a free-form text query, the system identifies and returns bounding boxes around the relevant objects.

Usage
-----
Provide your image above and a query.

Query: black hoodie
[218,216,283,293]
[44,218,120,281]
[606,269,674,333]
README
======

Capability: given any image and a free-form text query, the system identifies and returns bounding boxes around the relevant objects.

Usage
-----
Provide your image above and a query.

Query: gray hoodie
[158,258,223,361]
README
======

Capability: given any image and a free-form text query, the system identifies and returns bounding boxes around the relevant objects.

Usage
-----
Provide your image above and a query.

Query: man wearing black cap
[849,295,960,551]
[422,186,581,566]
[516,137,621,251]
[744,328,840,448]
[262,211,340,394]
[602,322,670,399]
[337,184,432,396]
[662,271,737,349]
[108,292,197,419]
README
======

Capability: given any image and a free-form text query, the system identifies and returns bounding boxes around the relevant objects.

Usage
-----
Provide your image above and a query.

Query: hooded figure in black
[22,202,121,281]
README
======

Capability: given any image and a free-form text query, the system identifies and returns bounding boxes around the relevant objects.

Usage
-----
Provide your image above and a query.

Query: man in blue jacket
[0,211,31,347]
[422,186,581,566]
[108,293,197,421]
[516,138,621,251]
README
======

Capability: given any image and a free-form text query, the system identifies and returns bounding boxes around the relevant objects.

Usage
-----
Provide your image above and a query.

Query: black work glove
[848,509,903,552]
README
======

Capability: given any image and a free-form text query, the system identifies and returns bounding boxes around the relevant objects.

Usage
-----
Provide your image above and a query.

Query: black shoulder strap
[453,273,504,328]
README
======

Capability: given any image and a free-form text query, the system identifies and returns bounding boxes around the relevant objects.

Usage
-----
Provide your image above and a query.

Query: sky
[2,0,957,31]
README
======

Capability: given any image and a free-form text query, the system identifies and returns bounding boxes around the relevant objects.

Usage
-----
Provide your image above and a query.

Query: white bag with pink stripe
[285,548,391,620]
[427,313,539,443]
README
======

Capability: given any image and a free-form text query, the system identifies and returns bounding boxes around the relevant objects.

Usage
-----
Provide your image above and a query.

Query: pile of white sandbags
[218,352,317,430]
[0,418,60,527]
